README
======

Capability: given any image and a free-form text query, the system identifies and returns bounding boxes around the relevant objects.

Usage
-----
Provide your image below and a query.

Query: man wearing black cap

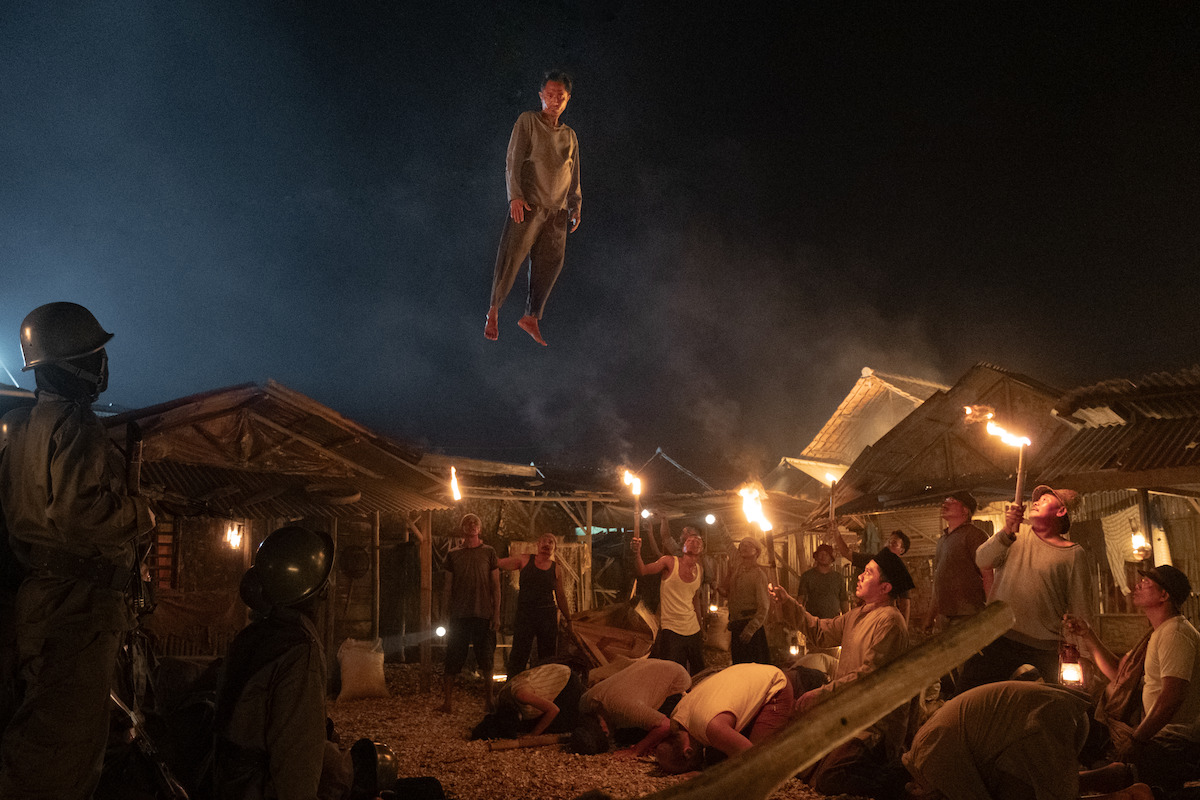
[773,548,915,796]
[1072,564,1200,795]
[960,484,1095,692]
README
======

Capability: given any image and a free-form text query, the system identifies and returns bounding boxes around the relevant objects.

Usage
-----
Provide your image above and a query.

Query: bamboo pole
[635,602,1015,800]
[487,733,571,752]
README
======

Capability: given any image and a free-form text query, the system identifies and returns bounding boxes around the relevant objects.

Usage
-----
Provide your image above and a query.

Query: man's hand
[491,614,500,633]
[569,207,581,232]
[794,688,824,715]
[1003,502,1025,535]
[738,628,754,644]
[510,198,531,223]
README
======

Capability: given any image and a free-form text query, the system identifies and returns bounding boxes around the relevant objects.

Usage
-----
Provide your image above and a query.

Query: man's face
[537,535,556,557]
[941,497,970,528]
[682,535,704,555]
[1029,492,1067,528]
[539,80,570,116]
[814,549,833,568]
[461,518,481,538]
[1132,576,1169,610]
[737,539,759,561]
[886,534,907,556]
[856,560,892,603]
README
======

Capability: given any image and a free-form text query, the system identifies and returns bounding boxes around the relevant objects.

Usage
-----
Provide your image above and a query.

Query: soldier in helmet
[0,302,156,799]
[214,525,348,800]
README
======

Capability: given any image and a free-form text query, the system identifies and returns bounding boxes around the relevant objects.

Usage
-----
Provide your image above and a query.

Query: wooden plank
[637,603,1014,800]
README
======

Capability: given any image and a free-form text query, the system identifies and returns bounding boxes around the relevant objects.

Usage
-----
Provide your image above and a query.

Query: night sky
[2,3,1197,479]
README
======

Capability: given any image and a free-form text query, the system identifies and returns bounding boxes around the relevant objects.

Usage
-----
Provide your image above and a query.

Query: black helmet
[251,526,335,607]
[350,738,398,799]
[20,302,114,371]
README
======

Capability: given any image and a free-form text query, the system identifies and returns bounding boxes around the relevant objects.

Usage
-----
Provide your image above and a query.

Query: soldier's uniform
[0,302,154,800]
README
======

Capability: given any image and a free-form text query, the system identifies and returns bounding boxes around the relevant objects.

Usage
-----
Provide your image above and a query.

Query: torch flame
[739,486,773,532]
[986,420,1031,448]
[623,470,642,496]
[964,404,996,423]
[450,466,462,501]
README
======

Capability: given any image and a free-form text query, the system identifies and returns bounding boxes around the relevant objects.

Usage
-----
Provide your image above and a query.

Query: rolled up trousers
[489,206,568,319]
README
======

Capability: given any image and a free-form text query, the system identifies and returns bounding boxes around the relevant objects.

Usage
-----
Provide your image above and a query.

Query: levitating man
[485,70,581,346]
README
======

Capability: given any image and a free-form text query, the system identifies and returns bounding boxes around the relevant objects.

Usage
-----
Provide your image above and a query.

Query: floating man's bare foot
[518,315,547,346]
[484,308,499,341]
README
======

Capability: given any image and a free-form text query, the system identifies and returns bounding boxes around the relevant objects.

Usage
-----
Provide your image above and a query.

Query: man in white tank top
[633,528,706,674]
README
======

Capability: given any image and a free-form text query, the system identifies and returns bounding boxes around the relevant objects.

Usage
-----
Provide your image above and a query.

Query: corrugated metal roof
[1038,417,1200,482]
[143,460,441,518]
[106,381,448,515]
[1055,365,1200,424]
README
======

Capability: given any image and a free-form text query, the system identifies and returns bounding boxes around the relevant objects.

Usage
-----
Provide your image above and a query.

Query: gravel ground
[329,663,840,800]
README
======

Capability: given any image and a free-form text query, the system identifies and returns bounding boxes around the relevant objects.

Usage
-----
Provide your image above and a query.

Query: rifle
[110,690,190,800]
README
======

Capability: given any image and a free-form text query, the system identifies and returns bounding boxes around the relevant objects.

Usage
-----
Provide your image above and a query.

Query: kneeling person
[656,663,793,774]
[578,658,692,757]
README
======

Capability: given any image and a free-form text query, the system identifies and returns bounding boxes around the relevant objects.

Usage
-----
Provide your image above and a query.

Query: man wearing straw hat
[959,484,1095,692]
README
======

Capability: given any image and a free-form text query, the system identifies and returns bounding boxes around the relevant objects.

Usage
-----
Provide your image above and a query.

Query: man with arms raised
[632,527,705,674]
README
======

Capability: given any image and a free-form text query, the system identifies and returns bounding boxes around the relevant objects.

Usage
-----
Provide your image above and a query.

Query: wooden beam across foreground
[630,602,1015,800]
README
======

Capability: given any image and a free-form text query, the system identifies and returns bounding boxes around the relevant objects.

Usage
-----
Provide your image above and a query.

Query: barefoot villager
[440,514,501,714]
[485,70,581,346]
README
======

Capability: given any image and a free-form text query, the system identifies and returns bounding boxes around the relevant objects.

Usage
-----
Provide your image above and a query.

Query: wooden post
[372,511,381,641]
[325,518,339,688]
[584,499,593,611]
[638,603,1015,800]
[419,509,433,693]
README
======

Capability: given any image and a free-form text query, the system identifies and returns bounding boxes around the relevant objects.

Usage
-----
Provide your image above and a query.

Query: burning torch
[964,406,1032,505]
[739,485,775,583]
[623,469,642,541]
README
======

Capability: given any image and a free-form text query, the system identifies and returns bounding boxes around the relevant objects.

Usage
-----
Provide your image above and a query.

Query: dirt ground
[328,662,840,800]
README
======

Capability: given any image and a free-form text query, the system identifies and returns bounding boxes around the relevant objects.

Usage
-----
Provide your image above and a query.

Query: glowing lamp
[1059,643,1084,686]
[450,466,462,501]
[789,644,800,656]
[641,508,651,519]
[225,523,243,550]
[435,625,446,638]
[708,604,718,613]
[493,674,507,682]
[705,514,716,525]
